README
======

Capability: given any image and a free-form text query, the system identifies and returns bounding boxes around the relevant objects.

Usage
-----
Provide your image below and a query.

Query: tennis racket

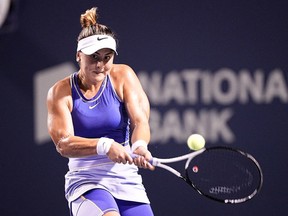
[139,146,263,204]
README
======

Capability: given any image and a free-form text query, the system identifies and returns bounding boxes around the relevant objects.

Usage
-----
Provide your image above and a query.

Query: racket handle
[130,153,155,165]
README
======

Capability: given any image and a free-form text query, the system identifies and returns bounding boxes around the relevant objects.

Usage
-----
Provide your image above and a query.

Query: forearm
[56,135,98,158]
[130,122,154,169]
[130,122,151,146]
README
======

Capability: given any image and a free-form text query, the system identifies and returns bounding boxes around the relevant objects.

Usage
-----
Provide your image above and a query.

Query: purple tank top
[65,73,149,204]
[70,72,130,144]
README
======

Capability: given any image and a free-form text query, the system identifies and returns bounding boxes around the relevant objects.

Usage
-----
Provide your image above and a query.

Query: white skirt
[65,156,150,204]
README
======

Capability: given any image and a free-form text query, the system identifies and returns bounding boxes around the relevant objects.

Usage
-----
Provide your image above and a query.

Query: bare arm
[113,65,153,169]
[47,76,133,164]
[47,77,97,158]
[125,74,151,145]
[111,65,151,145]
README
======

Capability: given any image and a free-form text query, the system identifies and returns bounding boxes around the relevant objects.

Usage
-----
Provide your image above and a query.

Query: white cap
[77,35,118,55]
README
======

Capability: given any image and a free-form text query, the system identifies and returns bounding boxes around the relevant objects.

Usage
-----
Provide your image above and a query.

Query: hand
[133,146,155,170]
[107,142,133,164]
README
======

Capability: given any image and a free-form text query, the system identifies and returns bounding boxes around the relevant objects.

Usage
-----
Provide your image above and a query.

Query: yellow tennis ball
[187,134,205,150]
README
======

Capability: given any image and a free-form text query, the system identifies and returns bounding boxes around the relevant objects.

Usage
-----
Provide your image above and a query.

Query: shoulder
[48,76,71,98]
[47,75,72,107]
[110,64,140,85]
[109,64,141,100]
[110,64,135,77]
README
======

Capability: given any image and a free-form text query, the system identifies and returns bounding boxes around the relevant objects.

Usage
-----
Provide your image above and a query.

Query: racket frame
[151,146,263,204]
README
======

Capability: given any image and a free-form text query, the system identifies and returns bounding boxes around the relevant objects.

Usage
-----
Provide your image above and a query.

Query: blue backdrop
[1,0,287,215]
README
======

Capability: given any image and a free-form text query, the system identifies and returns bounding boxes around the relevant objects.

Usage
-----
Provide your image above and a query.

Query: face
[77,48,115,83]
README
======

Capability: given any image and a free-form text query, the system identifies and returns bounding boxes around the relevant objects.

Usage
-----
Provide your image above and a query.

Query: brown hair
[77,7,117,42]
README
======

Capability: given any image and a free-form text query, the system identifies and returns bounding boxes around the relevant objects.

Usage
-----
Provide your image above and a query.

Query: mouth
[93,70,104,74]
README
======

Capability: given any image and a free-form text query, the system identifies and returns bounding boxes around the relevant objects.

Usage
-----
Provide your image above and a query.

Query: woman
[47,7,154,216]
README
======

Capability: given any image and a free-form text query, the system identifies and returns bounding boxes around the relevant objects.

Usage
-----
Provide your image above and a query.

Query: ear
[76,52,80,62]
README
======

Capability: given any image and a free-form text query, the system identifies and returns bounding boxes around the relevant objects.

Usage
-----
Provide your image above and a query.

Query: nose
[96,60,104,69]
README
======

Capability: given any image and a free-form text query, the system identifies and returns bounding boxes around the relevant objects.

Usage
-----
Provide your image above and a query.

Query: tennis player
[47,7,154,216]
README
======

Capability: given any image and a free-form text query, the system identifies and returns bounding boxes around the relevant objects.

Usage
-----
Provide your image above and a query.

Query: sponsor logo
[89,102,100,109]
[97,36,108,41]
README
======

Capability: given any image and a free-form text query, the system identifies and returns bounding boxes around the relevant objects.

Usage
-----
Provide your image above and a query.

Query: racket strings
[186,148,262,202]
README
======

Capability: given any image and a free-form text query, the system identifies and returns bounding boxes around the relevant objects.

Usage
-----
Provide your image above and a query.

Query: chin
[92,71,106,80]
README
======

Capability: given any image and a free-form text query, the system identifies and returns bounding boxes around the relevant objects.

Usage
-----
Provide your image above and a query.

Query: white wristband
[131,140,148,152]
[97,137,114,155]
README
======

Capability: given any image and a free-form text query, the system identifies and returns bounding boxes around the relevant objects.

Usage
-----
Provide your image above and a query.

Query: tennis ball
[187,134,205,151]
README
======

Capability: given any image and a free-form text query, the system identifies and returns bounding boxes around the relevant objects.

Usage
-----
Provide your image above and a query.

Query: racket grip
[130,153,154,165]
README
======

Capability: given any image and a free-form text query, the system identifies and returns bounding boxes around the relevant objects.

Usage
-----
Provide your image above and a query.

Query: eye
[104,55,111,61]
[91,54,99,61]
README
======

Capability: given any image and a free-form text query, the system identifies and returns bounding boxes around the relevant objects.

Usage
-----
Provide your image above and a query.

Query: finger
[141,160,153,170]
[121,160,127,164]
[115,157,124,164]
[126,153,134,164]
[143,152,152,162]
[133,157,149,169]
[133,156,143,167]
[146,162,155,171]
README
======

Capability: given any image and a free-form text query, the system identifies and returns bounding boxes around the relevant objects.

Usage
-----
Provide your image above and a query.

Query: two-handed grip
[130,153,156,165]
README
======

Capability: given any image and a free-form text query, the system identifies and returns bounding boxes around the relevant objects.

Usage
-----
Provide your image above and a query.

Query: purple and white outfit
[65,72,153,216]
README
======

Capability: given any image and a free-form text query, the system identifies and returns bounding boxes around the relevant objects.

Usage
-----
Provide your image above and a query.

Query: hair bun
[80,7,98,28]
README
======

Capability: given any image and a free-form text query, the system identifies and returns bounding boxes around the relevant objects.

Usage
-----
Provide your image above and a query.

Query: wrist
[97,137,114,155]
[131,140,148,152]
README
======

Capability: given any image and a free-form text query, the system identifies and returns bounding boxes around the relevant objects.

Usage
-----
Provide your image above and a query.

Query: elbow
[53,134,73,158]
[55,138,72,158]
[55,145,70,158]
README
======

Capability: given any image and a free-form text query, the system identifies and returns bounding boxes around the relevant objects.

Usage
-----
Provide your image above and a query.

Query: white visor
[77,35,118,55]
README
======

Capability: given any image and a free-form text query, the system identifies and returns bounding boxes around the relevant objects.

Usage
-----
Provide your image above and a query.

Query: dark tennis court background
[0,0,287,215]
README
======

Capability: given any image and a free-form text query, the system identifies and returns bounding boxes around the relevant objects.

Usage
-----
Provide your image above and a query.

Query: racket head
[185,146,263,204]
